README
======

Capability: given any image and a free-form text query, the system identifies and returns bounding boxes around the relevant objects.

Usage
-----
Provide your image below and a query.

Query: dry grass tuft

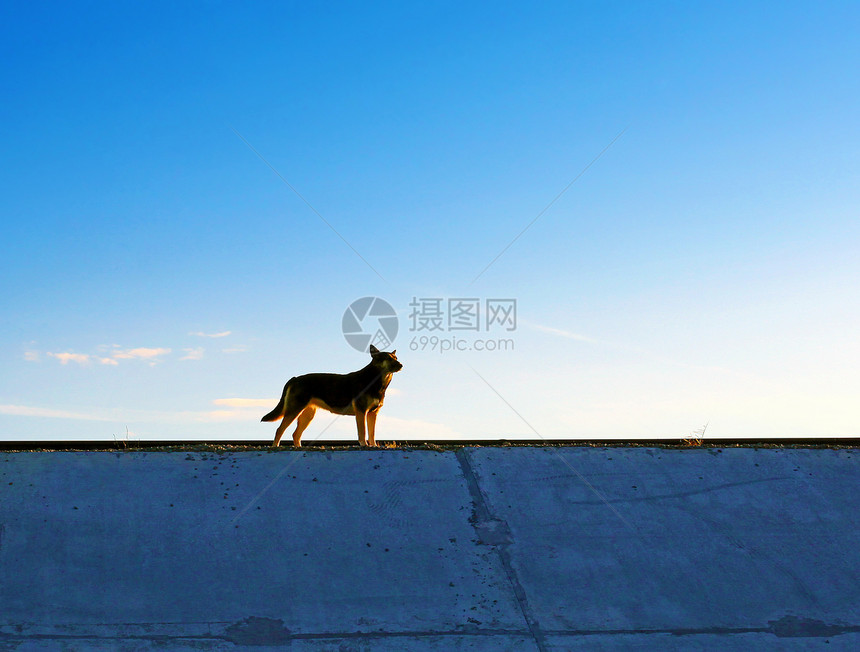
[682,422,709,447]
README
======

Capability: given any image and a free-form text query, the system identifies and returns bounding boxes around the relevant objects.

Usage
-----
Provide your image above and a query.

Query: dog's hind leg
[292,406,316,447]
[273,405,304,447]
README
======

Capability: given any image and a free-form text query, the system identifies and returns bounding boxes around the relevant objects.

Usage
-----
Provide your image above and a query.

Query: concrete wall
[2,446,858,650]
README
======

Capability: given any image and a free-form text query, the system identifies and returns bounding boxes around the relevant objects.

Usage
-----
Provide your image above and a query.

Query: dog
[261,345,403,447]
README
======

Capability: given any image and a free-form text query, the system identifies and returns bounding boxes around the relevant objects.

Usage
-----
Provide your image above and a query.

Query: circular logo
[342,296,399,352]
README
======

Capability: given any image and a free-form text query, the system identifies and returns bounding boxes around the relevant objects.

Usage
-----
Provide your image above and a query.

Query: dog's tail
[260,378,294,422]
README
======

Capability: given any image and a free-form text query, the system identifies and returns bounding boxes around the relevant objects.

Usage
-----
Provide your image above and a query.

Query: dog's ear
[369,344,380,355]
[391,350,396,355]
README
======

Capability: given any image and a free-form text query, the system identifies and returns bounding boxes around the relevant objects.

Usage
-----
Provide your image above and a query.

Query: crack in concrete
[543,615,860,638]
[530,475,795,506]
[455,448,548,652]
[3,615,858,646]
[0,626,533,646]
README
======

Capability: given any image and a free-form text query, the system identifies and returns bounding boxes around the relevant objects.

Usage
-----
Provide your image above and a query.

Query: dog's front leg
[354,409,368,447]
[366,408,379,447]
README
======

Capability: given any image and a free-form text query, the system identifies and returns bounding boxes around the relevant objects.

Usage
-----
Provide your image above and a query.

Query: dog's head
[369,344,403,373]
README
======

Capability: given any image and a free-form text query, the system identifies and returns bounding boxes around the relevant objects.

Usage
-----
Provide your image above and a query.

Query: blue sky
[2,1,858,441]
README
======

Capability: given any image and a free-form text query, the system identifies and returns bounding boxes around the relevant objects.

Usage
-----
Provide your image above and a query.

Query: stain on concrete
[222,616,292,646]
[472,517,512,546]
[769,614,860,638]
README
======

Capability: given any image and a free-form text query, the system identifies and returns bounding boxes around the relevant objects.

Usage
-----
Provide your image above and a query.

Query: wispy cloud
[527,322,598,343]
[190,331,232,338]
[381,415,464,439]
[23,350,40,362]
[222,345,248,354]
[528,321,742,377]
[310,414,465,440]
[1,402,254,425]
[47,352,91,365]
[192,398,273,422]
[199,410,252,422]
[180,347,205,361]
[213,398,272,408]
[198,398,272,421]
[0,404,112,421]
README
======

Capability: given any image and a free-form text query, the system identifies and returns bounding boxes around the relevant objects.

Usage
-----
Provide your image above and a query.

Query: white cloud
[48,352,91,365]
[112,347,171,361]
[23,350,40,362]
[41,346,171,366]
[222,345,248,354]
[180,347,205,361]
[190,331,231,338]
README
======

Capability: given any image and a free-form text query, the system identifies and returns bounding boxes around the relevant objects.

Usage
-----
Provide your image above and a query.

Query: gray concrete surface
[1,446,858,650]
